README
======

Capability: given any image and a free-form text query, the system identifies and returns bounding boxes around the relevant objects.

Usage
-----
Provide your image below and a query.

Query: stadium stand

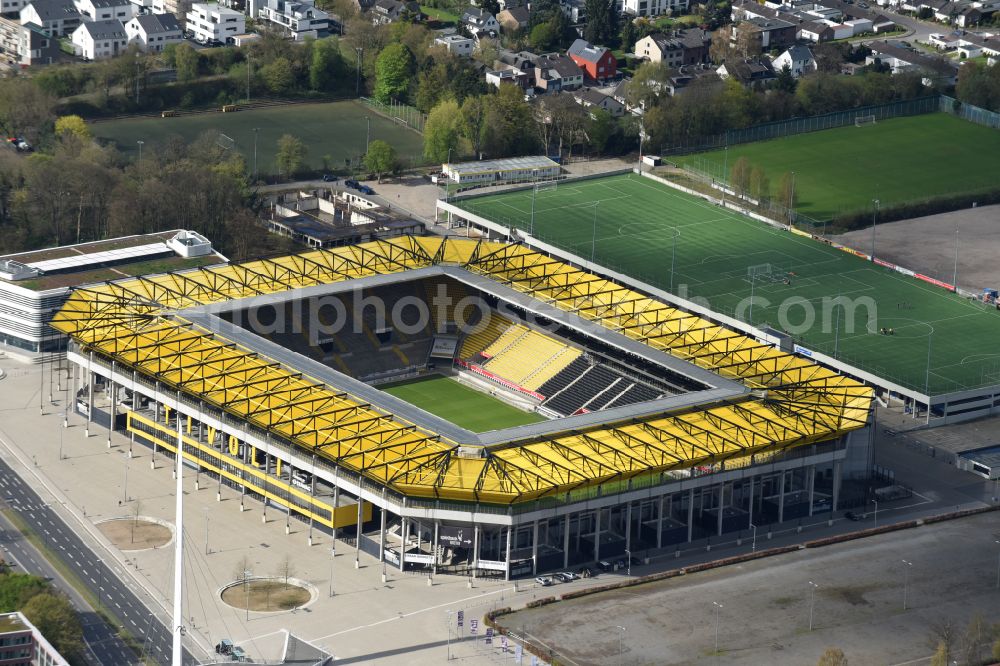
[459,313,513,359]
[483,329,581,389]
[540,360,663,416]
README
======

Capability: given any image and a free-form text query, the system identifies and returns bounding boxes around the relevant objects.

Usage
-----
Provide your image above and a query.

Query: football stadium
[51,235,872,580]
[440,171,1000,425]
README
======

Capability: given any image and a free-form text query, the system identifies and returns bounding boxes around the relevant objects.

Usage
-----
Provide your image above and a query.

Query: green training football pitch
[674,113,1000,221]
[455,173,1000,395]
[89,100,427,175]
[381,375,545,432]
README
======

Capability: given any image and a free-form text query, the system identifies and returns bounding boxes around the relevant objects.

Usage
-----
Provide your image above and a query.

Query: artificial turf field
[674,113,1000,221]
[89,100,426,175]
[381,375,545,432]
[456,173,1000,394]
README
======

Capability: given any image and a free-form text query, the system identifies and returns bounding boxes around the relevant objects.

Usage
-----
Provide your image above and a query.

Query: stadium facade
[53,236,873,579]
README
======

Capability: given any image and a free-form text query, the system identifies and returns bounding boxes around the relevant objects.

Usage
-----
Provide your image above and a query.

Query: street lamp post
[901,559,912,610]
[329,546,335,597]
[750,523,757,553]
[808,581,819,631]
[446,610,453,660]
[615,625,625,666]
[122,451,129,504]
[873,498,878,529]
[712,602,723,657]
[136,140,144,163]
[871,199,880,260]
[625,549,631,577]
[243,568,252,621]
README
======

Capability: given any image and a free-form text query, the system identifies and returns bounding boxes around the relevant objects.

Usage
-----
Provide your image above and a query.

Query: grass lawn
[455,173,1000,394]
[674,113,1000,221]
[381,375,545,431]
[89,100,427,176]
[420,5,460,23]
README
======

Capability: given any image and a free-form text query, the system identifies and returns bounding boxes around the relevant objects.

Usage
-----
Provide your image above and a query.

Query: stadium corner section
[48,235,872,578]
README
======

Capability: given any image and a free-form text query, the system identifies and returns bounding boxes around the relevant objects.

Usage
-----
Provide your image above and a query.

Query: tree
[749,165,769,203]
[460,95,488,158]
[261,56,296,95]
[364,139,396,182]
[816,647,848,666]
[774,63,797,94]
[777,170,796,218]
[131,499,143,544]
[54,115,91,141]
[0,78,55,144]
[482,84,538,157]
[276,554,295,589]
[730,156,750,198]
[174,43,200,81]
[530,21,557,50]
[929,641,949,666]
[620,17,639,52]
[276,134,307,179]
[584,0,618,45]
[424,99,462,164]
[309,37,343,91]
[20,593,83,661]
[374,43,413,104]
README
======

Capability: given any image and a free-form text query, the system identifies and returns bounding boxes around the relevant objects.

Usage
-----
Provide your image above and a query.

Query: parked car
[553,572,569,582]
[597,560,612,572]
[845,510,862,521]
[534,576,553,586]
[344,178,359,189]
[215,639,234,655]
[358,184,375,195]
[7,137,32,152]
[558,571,577,581]
[321,173,339,182]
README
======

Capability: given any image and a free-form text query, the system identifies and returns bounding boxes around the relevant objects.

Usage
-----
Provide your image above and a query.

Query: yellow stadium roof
[51,237,872,504]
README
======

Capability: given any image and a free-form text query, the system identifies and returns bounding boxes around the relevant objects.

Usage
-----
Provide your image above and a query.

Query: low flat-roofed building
[0,231,225,355]
[442,155,561,185]
[0,611,69,666]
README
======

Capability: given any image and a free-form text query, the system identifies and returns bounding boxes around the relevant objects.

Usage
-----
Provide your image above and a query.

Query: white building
[185,2,243,43]
[255,0,328,40]
[125,12,181,51]
[73,0,133,21]
[71,18,127,59]
[772,44,816,77]
[619,0,688,18]
[19,0,82,37]
[442,156,561,185]
[433,33,473,56]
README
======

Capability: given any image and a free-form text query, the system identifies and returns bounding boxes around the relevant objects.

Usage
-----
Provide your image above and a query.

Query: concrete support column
[107,380,116,448]
[747,477,755,529]
[593,509,601,562]
[563,514,571,569]
[831,460,842,514]
[531,521,539,575]
[379,491,387,563]
[355,494,363,568]
[657,495,665,549]
[686,488,695,543]
[504,527,512,582]
[717,484,725,537]
[331,467,340,553]
[778,472,787,524]
[625,502,633,556]
[433,521,439,575]
[400,520,408,572]
[473,525,480,581]
[807,465,816,517]
[85,352,94,437]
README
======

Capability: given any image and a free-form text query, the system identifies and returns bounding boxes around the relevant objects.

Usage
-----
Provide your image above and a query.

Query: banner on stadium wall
[874,258,896,269]
[916,273,954,291]
[837,246,870,260]
[895,266,916,277]
[439,526,474,548]
[789,227,812,238]
[794,345,814,357]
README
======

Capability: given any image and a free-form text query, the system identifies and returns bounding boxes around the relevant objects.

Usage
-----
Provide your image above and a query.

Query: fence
[360,96,427,133]
[661,95,940,155]
[940,95,1000,129]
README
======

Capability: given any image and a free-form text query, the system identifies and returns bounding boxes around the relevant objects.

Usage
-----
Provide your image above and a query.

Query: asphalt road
[0,457,197,665]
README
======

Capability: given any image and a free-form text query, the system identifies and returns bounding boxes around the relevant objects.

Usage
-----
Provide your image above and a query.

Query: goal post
[534,180,558,194]
[854,114,877,127]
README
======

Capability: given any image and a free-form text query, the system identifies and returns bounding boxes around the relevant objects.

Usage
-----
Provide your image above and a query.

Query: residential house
[567,38,617,80]
[461,7,498,38]
[19,0,80,36]
[559,0,584,22]
[73,0,132,21]
[866,40,959,85]
[370,0,418,24]
[434,33,473,56]
[734,16,797,50]
[621,0,689,18]
[732,1,781,21]
[772,44,816,76]
[125,12,180,51]
[185,2,243,43]
[716,58,776,87]
[256,0,329,39]
[635,29,711,66]
[486,66,531,88]
[71,17,126,59]
[572,87,625,116]
[0,16,59,65]
[497,5,528,31]
[534,53,583,91]
[798,19,835,41]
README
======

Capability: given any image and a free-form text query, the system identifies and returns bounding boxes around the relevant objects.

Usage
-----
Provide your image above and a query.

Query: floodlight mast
[172,401,184,666]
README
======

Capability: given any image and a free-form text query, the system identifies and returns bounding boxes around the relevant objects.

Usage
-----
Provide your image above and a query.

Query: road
[0,457,197,665]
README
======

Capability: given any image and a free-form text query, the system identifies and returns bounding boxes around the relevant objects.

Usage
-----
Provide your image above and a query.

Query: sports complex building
[51,231,873,580]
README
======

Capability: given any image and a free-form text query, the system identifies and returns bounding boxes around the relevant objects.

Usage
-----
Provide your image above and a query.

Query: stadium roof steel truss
[52,237,872,504]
